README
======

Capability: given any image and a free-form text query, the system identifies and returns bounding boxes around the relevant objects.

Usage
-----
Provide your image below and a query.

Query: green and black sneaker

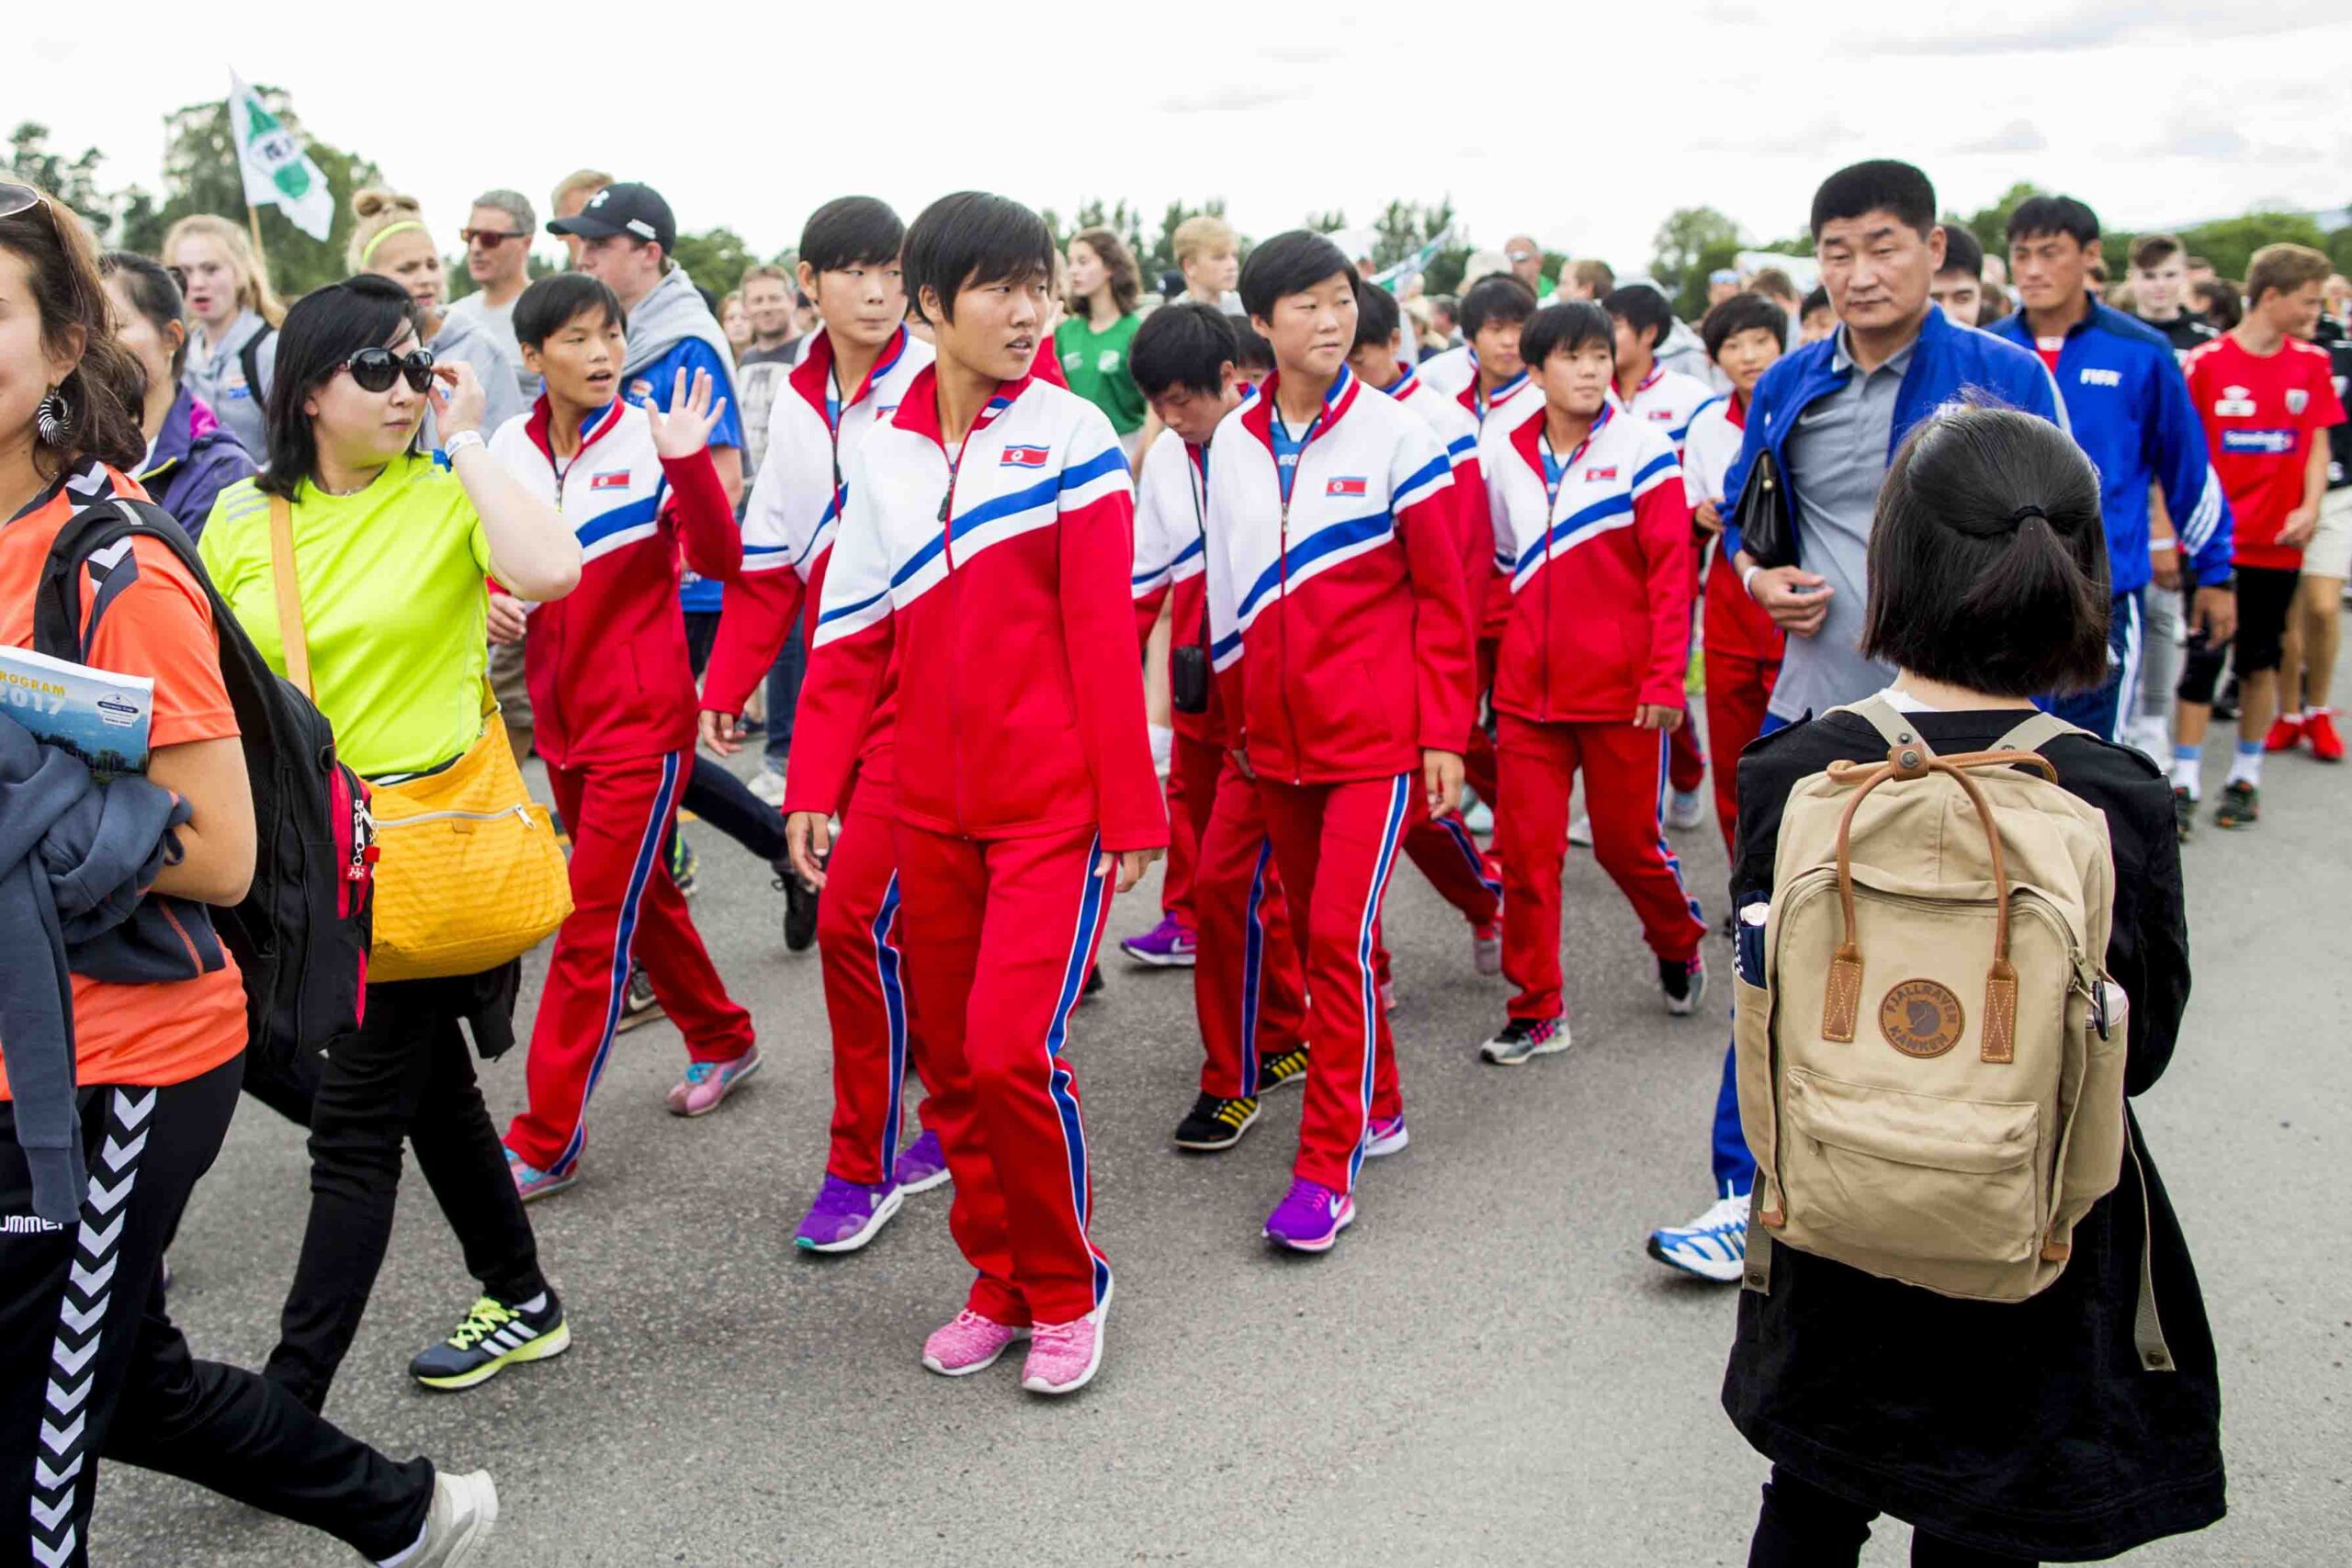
[1173,1092,1261,1152]
[410,1292,571,1393]
[1256,1043,1311,1092]
[2212,780,2259,829]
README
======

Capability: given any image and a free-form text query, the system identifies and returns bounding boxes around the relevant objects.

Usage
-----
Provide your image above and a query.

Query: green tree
[670,227,758,298]
[1303,207,1348,235]
[6,123,113,228]
[1964,181,2045,260]
[1651,205,1742,315]
[2175,211,2332,284]
[149,90,380,300]
[1371,197,1457,271]
[1135,197,1232,284]
[2329,225,2352,280]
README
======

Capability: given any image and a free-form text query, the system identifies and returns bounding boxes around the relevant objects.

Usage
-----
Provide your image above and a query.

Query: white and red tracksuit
[1374,362,1506,937]
[1680,392,1784,858]
[1132,430,1307,1099]
[1619,364,1719,800]
[1418,347,1537,811]
[489,398,755,1175]
[704,325,935,1187]
[1480,400,1706,1025]
[1203,367,1475,1193]
[786,367,1163,1326]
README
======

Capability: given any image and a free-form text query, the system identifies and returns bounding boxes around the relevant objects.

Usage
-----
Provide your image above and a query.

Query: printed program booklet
[0,645,153,778]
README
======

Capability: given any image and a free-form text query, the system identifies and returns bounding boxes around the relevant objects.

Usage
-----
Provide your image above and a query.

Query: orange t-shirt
[0,465,246,1097]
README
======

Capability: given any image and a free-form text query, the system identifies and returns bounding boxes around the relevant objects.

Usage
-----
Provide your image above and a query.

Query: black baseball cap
[547,181,676,254]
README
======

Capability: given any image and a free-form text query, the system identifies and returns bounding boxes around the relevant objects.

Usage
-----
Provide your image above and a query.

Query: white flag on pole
[227,73,334,242]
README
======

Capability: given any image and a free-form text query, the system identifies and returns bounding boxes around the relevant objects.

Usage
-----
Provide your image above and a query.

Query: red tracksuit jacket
[1201,366,1476,782]
[1479,400,1696,724]
[487,397,740,764]
[785,367,1166,852]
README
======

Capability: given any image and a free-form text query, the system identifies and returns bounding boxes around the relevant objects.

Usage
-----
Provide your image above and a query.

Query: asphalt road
[89,688,2351,1566]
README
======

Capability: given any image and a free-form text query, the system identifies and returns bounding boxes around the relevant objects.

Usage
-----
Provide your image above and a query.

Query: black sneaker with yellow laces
[1173,1092,1261,1152]
[1256,1043,1310,1092]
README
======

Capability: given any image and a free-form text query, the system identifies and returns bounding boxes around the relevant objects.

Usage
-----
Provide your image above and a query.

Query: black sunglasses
[341,346,437,394]
[459,227,526,247]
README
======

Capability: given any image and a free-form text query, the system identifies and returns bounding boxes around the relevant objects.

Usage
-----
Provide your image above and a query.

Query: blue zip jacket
[139,386,258,544]
[1988,299,2232,592]
[1723,304,2064,564]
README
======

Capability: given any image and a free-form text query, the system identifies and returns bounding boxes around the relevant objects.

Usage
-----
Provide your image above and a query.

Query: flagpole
[244,200,275,299]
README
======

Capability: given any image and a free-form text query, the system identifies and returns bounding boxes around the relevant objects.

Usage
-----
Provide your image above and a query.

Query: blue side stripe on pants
[555,751,681,1176]
[871,873,909,1179]
[1347,776,1412,1190]
[1238,839,1275,1098]
[1042,836,1113,1306]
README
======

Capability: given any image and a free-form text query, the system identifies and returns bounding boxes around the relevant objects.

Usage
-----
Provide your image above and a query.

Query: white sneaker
[399,1469,499,1566]
[1567,815,1593,847]
[1645,1191,1751,1283]
[1667,788,1708,831]
[747,765,787,807]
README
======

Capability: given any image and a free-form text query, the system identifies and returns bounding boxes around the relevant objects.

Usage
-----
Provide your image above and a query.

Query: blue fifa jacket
[1723,305,2065,564]
[1989,299,2233,592]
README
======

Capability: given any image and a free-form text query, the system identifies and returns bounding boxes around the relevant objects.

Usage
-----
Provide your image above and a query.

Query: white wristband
[2149,538,2177,554]
[1742,563,1763,598]
[444,429,486,458]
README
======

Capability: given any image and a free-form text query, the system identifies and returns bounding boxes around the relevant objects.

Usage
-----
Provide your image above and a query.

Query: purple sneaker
[794,1174,905,1254]
[1118,912,1198,968]
[892,1129,951,1195]
[1264,1177,1354,1252]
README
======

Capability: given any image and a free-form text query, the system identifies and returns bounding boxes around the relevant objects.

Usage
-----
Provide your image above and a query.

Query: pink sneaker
[921,1310,1028,1377]
[665,1044,762,1117]
[1021,1284,1113,1396]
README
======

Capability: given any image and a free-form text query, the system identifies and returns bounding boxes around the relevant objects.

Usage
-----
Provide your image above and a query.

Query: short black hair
[1352,277,1400,352]
[1129,302,1238,399]
[1518,301,1614,370]
[258,275,426,499]
[902,191,1053,325]
[513,272,626,349]
[1228,317,1274,377]
[2192,276,2241,330]
[1860,404,2110,697]
[1938,224,1984,279]
[800,196,905,275]
[1601,284,1675,355]
[1801,284,1833,318]
[1811,159,1937,240]
[2007,194,2099,249]
[1238,230,1356,321]
[1459,274,1538,340]
[1702,293,1790,360]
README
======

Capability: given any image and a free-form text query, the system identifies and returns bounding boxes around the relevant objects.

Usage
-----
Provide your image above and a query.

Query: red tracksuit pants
[1465,633,1502,808]
[892,818,1114,1327]
[1188,749,1306,1098]
[1668,706,1706,795]
[1258,773,1412,1195]
[814,761,924,1187]
[1703,644,1781,860]
[507,749,755,1173]
[1497,716,1708,1023]
[1158,734,1205,928]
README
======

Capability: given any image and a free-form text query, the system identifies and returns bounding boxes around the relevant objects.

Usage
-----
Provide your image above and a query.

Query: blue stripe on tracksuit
[556,750,682,1175]
[871,874,909,1179]
[1042,838,1114,1306]
[1710,709,1790,1196]
[1347,776,1413,1190]
[1436,811,1500,902]
[1653,730,1705,930]
[2042,585,2144,744]
[1238,840,1276,1098]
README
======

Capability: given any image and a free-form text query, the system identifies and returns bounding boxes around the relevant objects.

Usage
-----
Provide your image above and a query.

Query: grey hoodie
[427,310,526,450]
[184,310,278,458]
[0,716,194,1223]
[622,266,740,393]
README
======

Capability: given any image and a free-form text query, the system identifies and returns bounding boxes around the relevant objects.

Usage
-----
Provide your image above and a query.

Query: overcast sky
[20,1,2350,277]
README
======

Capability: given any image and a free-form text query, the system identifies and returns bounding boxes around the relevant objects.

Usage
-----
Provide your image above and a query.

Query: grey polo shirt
[1768,329,1914,721]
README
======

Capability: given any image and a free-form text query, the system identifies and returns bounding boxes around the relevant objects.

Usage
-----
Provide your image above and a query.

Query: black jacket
[1721,708,2223,1561]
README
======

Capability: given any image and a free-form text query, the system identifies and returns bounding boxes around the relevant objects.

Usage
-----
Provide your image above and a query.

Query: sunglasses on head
[341,346,437,393]
[459,227,526,247]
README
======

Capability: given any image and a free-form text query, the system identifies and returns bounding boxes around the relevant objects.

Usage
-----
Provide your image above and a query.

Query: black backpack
[36,496,375,1076]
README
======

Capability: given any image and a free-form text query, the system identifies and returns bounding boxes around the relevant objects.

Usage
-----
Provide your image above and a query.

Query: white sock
[2227,746,2264,788]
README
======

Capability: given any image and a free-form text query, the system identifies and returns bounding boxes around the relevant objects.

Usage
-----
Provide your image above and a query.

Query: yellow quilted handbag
[270,497,571,983]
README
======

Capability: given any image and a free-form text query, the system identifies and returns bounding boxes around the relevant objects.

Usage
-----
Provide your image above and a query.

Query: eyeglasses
[341,346,437,394]
[459,228,526,247]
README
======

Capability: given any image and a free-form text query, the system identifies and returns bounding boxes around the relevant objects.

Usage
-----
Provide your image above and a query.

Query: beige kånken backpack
[1734,696,2169,1366]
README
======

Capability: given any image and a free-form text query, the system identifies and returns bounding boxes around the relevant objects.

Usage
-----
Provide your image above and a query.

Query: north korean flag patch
[1326,476,1369,498]
[1001,445,1051,468]
[589,470,631,491]
[1585,466,1619,481]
